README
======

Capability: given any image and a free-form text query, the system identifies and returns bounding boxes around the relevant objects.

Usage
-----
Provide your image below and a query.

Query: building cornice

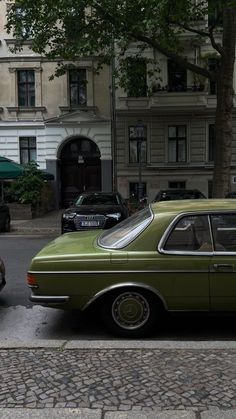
[7,106,46,113]
[5,38,33,46]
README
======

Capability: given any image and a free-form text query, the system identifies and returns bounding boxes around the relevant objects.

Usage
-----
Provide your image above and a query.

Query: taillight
[27,273,38,286]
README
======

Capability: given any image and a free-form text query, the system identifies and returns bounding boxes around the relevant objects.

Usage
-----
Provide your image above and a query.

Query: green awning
[0,156,54,180]
[0,156,24,179]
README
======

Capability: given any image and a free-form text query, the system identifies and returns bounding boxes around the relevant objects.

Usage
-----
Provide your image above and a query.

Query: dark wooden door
[60,138,101,207]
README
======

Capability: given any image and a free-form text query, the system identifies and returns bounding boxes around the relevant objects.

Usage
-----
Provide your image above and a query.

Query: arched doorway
[60,137,101,207]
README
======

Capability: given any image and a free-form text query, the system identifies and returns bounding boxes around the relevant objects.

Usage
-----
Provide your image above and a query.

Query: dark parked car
[0,257,6,292]
[0,201,10,232]
[61,192,129,233]
[225,192,236,198]
[153,189,206,202]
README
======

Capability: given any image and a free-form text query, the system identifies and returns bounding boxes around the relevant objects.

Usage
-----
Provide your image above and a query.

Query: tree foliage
[5,0,236,196]
[6,162,44,206]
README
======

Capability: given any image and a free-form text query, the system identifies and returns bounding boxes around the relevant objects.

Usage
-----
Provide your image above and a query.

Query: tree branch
[208,26,224,56]
[169,22,209,38]
[130,32,216,81]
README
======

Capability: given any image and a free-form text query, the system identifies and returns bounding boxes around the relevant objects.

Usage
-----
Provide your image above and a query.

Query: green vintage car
[28,199,236,337]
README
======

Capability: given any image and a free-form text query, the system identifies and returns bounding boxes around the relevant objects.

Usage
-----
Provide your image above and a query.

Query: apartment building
[115,42,236,202]
[0,1,112,208]
[1,1,236,207]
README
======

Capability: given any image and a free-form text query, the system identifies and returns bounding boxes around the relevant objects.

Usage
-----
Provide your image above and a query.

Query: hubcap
[112,292,150,330]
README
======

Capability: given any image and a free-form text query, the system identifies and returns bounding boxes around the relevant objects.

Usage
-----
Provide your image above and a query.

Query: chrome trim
[28,284,39,289]
[98,206,154,250]
[159,210,236,255]
[28,269,209,274]
[30,295,70,304]
[82,282,168,311]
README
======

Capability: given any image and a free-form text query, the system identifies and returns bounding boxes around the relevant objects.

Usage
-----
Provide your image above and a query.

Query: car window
[211,213,236,251]
[163,215,212,252]
[76,194,119,206]
[98,206,153,249]
[155,190,205,201]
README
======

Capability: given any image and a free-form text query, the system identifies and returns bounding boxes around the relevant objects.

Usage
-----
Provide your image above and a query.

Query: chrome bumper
[30,294,70,304]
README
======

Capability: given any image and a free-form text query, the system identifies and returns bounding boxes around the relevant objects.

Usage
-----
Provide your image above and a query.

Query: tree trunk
[212,8,236,198]
[212,72,234,197]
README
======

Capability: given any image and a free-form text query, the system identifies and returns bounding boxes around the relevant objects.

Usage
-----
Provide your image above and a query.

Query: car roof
[79,192,118,196]
[158,189,201,192]
[151,199,236,215]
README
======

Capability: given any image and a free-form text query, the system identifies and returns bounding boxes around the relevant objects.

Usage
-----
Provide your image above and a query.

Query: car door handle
[212,264,234,272]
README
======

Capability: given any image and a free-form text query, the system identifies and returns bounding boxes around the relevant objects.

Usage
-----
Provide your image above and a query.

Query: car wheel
[101,289,159,338]
[3,216,10,232]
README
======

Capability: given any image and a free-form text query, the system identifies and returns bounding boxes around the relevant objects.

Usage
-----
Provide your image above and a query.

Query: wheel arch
[82,282,168,312]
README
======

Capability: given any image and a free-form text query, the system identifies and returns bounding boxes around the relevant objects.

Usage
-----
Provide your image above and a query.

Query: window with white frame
[129,182,147,200]
[17,70,35,107]
[168,125,187,162]
[168,60,187,92]
[126,58,147,97]
[128,125,147,164]
[19,137,36,164]
[69,69,87,107]
[169,181,186,189]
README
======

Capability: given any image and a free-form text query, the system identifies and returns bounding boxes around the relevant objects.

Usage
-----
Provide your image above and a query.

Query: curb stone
[104,411,196,418]
[1,409,236,419]
[0,408,101,418]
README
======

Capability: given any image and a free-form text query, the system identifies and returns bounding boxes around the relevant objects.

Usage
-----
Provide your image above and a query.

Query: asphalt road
[0,235,52,307]
[1,235,236,342]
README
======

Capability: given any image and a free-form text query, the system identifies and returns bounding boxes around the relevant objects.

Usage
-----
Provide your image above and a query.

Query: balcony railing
[118,88,219,110]
[152,84,205,93]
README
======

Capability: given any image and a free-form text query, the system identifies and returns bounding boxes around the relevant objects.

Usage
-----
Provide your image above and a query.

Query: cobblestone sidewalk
[0,347,236,415]
[10,209,63,235]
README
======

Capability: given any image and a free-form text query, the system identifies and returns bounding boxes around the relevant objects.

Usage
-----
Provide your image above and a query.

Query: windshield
[98,206,153,249]
[75,194,119,206]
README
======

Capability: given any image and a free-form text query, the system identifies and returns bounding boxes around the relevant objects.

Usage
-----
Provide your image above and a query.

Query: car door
[209,213,236,311]
[157,214,212,311]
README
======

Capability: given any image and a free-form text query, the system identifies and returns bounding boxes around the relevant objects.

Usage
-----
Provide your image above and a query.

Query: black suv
[61,192,129,233]
[153,189,206,202]
[0,201,10,232]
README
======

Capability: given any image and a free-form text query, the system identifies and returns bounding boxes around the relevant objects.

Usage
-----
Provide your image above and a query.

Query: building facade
[115,42,236,202]
[1,2,236,206]
[0,1,112,208]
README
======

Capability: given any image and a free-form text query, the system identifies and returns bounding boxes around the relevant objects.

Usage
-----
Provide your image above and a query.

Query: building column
[101,159,112,192]
[45,159,60,209]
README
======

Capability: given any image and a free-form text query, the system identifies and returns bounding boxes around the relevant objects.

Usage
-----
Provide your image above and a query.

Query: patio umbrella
[0,156,54,199]
[0,156,24,179]
[0,156,54,180]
